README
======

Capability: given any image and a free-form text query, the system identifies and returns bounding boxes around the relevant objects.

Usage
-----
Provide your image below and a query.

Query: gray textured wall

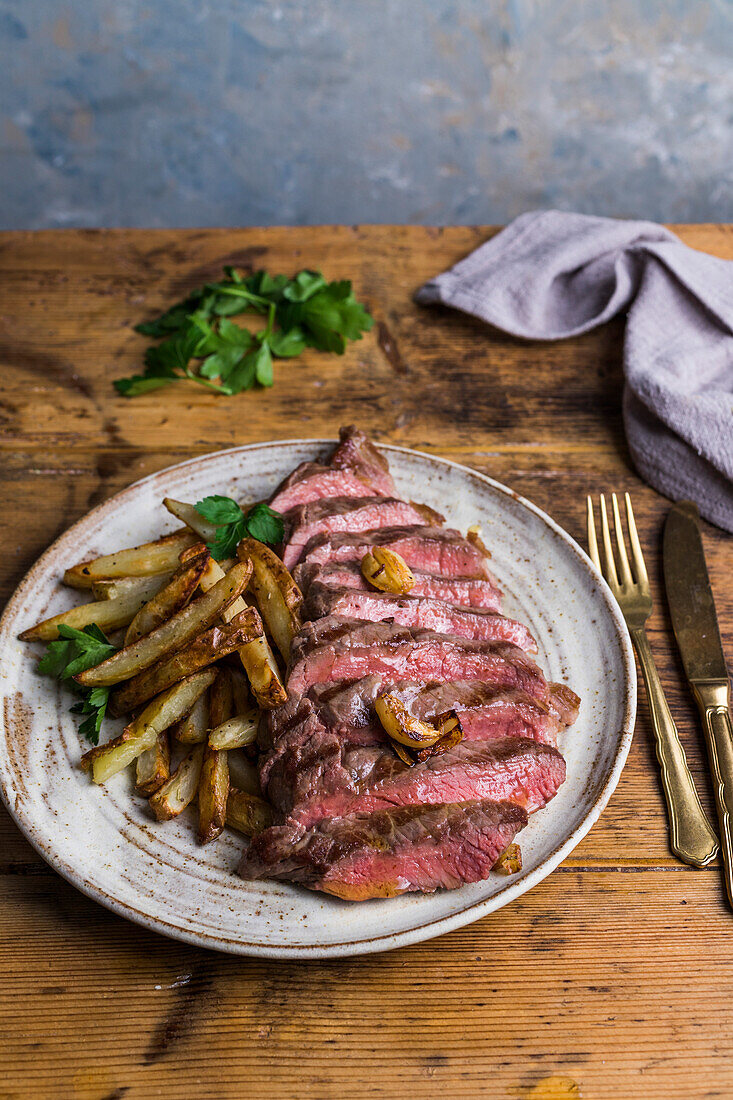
[1,0,731,229]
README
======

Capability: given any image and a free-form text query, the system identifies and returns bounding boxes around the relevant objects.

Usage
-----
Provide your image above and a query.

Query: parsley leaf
[114,266,373,397]
[194,496,284,560]
[245,502,285,545]
[279,279,373,354]
[37,624,118,745]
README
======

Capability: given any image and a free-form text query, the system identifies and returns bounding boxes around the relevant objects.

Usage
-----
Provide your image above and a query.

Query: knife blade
[664,500,732,907]
[663,501,728,684]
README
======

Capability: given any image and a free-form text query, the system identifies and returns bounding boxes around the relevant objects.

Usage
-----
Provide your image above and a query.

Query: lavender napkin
[416,211,733,532]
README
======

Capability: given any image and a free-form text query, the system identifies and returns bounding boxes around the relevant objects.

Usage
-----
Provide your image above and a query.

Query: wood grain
[0,225,731,1099]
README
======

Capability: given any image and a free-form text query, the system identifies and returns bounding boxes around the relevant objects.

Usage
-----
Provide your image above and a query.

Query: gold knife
[663,501,732,905]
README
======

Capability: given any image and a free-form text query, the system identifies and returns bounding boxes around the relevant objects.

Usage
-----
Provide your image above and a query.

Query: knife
[663,501,732,905]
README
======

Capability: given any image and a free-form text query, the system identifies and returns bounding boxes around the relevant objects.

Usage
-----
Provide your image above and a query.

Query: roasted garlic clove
[361,547,416,594]
[389,738,417,766]
[494,843,522,875]
[375,692,442,747]
[413,712,464,762]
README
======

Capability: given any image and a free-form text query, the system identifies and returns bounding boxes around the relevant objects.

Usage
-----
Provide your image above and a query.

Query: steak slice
[258,680,568,793]
[303,584,536,651]
[287,618,548,698]
[329,424,395,497]
[267,735,566,825]
[270,463,381,513]
[240,799,528,899]
[299,525,492,579]
[547,682,581,727]
[295,560,503,611]
[282,498,445,569]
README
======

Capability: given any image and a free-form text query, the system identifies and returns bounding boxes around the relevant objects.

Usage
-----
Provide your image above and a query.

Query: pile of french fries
[20,498,304,847]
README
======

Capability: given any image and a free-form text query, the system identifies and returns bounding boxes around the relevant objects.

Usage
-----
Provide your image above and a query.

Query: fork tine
[586,496,601,572]
[611,493,633,586]
[599,494,620,588]
[624,492,648,587]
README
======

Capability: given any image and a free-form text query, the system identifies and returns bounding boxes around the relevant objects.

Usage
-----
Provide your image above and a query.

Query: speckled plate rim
[0,440,636,959]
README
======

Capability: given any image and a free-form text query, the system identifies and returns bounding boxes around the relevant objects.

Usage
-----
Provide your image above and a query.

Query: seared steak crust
[329,424,396,497]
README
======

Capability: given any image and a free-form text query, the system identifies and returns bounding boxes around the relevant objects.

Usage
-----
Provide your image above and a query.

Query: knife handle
[632,628,719,867]
[693,682,733,906]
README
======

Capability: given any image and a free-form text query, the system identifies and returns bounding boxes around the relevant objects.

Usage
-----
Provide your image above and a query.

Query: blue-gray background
[1,0,731,229]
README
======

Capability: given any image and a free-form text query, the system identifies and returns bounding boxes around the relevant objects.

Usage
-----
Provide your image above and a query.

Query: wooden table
[1,226,731,1100]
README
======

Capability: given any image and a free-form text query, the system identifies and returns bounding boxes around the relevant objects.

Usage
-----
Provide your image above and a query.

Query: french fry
[75,561,252,688]
[227,749,262,796]
[19,586,155,643]
[226,787,273,836]
[163,500,287,706]
[91,574,171,602]
[198,745,229,844]
[208,666,234,728]
[162,498,220,544]
[236,634,287,708]
[237,537,302,661]
[197,554,287,709]
[196,667,232,843]
[110,608,261,714]
[64,530,198,589]
[81,669,216,784]
[229,665,252,714]
[135,731,171,796]
[124,544,209,645]
[208,712,258,750]
[175,690,209,745]
[149,744,205,821]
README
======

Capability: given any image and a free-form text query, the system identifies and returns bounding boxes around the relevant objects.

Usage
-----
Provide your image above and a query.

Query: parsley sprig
[37,624,118,744]
[115,267,373,397]
[194,496,284,561]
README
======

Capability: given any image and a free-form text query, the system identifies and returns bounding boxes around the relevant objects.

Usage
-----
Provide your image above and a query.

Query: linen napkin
[415,211,733,532]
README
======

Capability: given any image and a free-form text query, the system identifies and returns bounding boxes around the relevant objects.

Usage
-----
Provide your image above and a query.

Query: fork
[587,492,719,868]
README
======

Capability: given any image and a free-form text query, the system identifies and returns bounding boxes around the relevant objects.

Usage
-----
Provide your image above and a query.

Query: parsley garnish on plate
[37,624,118,744]
[114,266,373,397]
[194,496,284,561]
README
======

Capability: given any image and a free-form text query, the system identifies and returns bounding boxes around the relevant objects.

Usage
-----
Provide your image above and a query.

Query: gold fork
[587,492,718,868]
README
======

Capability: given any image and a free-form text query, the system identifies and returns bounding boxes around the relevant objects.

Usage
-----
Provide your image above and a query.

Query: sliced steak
[312,677,567,736]
[299,525,492,579]
[303,583,536,651]
[329,424,395,496]
[270,463,381,513]
[263,678,573,759]
[240,799,528,899]
[283,498,445,569]
[267,735,566,825]
[295,560,503,611]
[287,618,548,698]
[547,682,581,727]
[258,680,567,793]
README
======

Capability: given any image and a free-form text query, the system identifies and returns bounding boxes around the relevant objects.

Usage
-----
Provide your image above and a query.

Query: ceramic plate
[0,440,636,958]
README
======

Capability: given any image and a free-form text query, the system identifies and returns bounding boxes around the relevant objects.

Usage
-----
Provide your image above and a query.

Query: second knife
[664,501,732,906]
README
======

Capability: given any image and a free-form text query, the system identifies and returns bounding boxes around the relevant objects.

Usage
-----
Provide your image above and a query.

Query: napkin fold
[416,211,733,532]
